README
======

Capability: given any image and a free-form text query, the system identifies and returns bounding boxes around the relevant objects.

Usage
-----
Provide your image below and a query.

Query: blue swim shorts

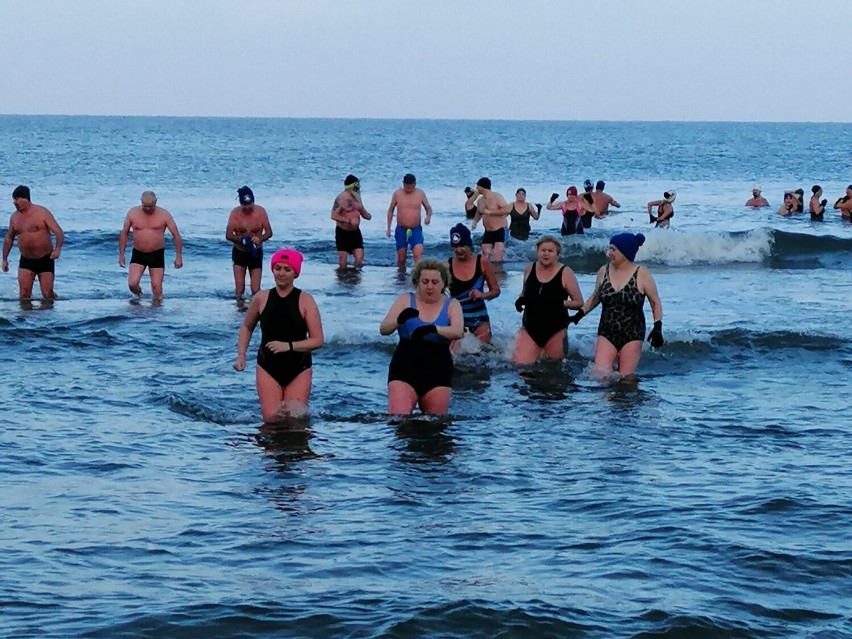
[394,225,424,251]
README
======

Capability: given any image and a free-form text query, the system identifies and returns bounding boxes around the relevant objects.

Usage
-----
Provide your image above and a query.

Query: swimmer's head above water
[270,248,303,277]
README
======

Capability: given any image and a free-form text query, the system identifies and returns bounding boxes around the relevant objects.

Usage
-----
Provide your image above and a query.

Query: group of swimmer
[229,225,663,422]
[8,174,850,424]
[745,184,852,220]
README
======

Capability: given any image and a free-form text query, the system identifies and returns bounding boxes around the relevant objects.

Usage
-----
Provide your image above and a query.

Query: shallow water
[1,116,851,638]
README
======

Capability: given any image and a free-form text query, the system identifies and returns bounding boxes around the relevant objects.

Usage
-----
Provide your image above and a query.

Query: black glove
[397,307,419,325]
[649,211,658,224]
[411,324,438,340]
[464,186,474,197]
[647,320,664,349]
[820,199,827,207]
[535,203,542,214]
[514,296,525,313]
[549,193,559,204]
[566,309,586,325]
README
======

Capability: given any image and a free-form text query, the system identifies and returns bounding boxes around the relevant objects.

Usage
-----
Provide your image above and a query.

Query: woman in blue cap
[567,232,664,377]
[447,223,500,343]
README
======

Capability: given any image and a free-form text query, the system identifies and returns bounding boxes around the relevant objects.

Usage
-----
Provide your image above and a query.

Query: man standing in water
[226,186,273,298]
[118,191,183,299]
[332,174,372,269]
[386,173,432,268]
[592,180,621,216]
[469,177,510,262]
[745,187,769,207]
[2,185,64,299]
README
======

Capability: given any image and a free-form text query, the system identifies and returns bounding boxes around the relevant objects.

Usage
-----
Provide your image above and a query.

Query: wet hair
[535,234,562,256]
[411,257,451,293]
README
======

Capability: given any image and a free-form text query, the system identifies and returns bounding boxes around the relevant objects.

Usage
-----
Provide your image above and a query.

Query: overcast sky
[3,0,850,122]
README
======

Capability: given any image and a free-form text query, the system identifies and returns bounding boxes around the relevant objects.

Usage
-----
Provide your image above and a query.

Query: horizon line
[1,113,850,125]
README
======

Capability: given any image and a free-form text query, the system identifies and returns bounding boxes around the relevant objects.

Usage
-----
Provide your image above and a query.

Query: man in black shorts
[331,174,372,268]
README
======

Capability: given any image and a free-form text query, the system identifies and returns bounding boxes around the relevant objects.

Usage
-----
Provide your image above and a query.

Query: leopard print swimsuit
[597,266,646,350]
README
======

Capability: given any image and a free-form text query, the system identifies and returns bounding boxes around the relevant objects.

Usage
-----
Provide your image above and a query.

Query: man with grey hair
[118,191,183,299]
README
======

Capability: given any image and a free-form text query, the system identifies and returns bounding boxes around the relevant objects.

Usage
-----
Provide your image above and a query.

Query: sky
[3,0,851,122]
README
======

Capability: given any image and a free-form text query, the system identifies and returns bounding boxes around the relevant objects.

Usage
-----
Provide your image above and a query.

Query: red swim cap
[270,248,303,276]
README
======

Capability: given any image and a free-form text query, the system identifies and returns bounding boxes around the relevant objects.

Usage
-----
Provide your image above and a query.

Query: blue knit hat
[610,233,645,262]
[450,223,473,248]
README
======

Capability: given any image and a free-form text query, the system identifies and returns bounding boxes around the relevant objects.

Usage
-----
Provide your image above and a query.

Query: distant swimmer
[833,185,852,219]
[579,179,601,229]
[471,177,511,262]
[386,173,432,268]
[647,191,676,228]
[592,180,621,216]
[547,186,584,236]
[118,191,183,299]
[506,188,541,241]
[1,185,64,300]
[512,235,584,365]
[778,192,796,216]
[567,233,663,378]
[234,249,324,422]
[463,186,477,220]
[809,185,827,221]
[332,174,372,269]
[745,186,769,208]
[447,223,500,343]
[380,258,464,415]
[782,188,805,213]
[225,186,273,298]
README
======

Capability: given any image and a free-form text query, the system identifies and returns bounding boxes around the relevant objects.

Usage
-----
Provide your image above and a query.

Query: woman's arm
[380,294,409,335]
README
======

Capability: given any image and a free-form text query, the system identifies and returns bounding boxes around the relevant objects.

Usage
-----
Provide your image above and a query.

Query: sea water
[1,116,850,638]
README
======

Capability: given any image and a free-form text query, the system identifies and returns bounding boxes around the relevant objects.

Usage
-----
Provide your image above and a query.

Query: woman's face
[607,244,626,265]
[516,190,527,202]
[272,262,296,286]
[536,241,560,265]
[417,269,444,300]
[452,245,472,260]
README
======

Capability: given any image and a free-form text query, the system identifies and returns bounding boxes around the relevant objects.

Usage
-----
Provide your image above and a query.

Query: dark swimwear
[481,227,507,245]
[522,265,568,347]
[335,226,364,254]
[18,253,55,274]
[466,205,477,220]
[560,206,583,236]
[131,248,166,269]
[580,193,595,228]
[257,287,312,388]
[388,294,453,397]
[449,255,489,330]
[509,204,532,240]
[232,246,263,270]
[597,266,646,350]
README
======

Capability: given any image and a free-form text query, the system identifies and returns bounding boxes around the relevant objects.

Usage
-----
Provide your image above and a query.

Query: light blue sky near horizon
[2,0,851,122]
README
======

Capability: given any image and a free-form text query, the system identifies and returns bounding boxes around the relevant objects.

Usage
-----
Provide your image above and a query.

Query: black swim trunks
[232,246,263,270]
[131,248,166,269]
[481,227,506,245]
[335,226,364,254]
[19,253,55,274]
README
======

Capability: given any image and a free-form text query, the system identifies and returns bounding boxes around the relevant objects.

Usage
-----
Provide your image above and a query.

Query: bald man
[118,191,183,299]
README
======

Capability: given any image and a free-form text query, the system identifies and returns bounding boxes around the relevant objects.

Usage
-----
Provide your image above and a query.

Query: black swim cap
[12,185,30,200]
[237,185,254,205]
[344,174,359,186]
[477,177,491,189]
[403,173,416,184]
[811,185,821,194]
[596,180,605,190]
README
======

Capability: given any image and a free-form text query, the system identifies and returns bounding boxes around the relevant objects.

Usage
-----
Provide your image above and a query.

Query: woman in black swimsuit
[508,188,541,240]
[568,233,664,378]
[234,248,325,422]
[512,235,584,365]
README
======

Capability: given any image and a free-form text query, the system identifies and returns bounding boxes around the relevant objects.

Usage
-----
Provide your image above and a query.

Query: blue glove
[647,320,664,348]
[397,308,419,325]
[411,324,438,340]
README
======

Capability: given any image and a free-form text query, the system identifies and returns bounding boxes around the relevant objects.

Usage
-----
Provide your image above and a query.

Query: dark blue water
[1,116,851,638]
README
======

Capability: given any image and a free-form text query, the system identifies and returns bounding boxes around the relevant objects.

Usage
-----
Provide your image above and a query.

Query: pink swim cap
[567,186,578,196]
[270,248,303,276]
